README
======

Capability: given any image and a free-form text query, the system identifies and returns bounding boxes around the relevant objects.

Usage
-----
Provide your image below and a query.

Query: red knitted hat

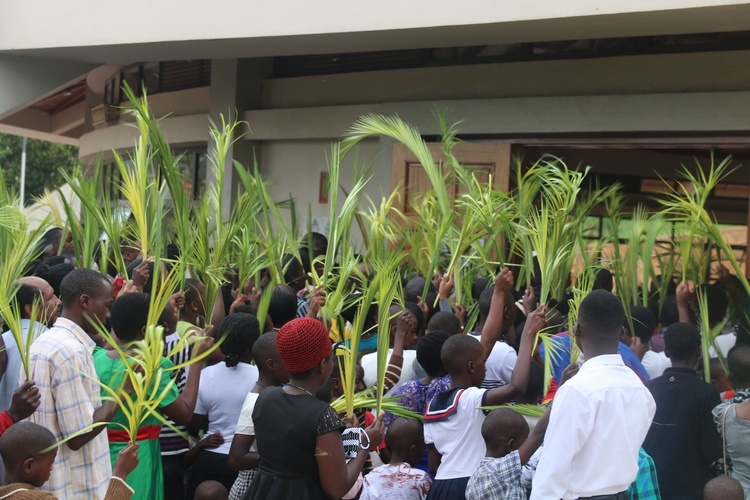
[276,318,332,374]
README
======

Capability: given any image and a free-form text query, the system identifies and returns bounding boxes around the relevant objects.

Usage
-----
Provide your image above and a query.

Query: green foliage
[0,134,79,205]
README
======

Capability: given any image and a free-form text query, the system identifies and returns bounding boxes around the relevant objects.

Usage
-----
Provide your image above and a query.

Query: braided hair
[218,313,260,367]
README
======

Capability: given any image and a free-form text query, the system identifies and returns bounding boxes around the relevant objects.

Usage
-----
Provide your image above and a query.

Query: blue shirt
[539,333,650,384]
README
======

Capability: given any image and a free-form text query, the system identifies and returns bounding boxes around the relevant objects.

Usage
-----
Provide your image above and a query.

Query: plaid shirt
[466,450,526,500]
[628,448,661,500]
[26,317,112,499]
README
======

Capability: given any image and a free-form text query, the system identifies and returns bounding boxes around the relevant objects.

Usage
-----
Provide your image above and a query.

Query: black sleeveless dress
[242,386,345,500]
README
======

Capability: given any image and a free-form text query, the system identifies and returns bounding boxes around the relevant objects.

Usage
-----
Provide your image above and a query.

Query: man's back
[531,354,656,499]
[642,367,722,497]
[27,318,111,500]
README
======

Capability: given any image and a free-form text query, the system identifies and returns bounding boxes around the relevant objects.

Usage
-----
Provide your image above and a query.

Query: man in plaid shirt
[27,269,122,500]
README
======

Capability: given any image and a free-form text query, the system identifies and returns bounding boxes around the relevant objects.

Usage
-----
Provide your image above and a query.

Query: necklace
[285,383,314,397]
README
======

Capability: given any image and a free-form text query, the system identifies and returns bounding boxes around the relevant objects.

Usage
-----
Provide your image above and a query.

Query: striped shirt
[159,331,192,455]
[26,317,112,500]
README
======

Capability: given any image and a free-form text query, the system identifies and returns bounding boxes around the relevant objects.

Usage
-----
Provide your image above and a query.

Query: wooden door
[390,142,511,214]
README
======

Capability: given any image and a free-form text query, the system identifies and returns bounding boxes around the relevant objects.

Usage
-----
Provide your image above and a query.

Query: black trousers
[162,453,187,500]
[187,450,238,500]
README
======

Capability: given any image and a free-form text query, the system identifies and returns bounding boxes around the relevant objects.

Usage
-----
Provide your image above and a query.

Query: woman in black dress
[243,317,384,500]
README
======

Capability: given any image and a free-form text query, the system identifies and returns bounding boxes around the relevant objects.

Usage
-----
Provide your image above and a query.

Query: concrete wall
[5,1,750,63]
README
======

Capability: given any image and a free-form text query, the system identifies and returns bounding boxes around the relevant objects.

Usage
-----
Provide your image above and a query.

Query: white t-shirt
[710,332,737,359]
[360,462,432,499]
[468,333,517,389]
[423,386,488,480]
[531,354,656,500]
[195,362,259,455]
[361,350,417,395]
[641,350,671,380]
[235,392,259,454]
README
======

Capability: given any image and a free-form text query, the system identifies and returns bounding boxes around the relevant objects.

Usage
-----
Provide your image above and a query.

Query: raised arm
[676,281,692,325]
[480,268,514,360]
[162,337,214,425]
[485,305,546,406]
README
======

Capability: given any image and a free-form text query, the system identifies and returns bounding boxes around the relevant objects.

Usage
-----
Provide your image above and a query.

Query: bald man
[0,277,61,409]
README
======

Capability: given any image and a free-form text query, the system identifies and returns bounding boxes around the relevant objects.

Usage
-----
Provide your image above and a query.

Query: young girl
[94,293,211,500]
[227,332,290,500]
[245,317,385,499]
[187,313,260,497]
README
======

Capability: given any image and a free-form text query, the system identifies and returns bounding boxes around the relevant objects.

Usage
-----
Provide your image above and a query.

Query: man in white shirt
[531,290,656,500]
[467,287,517,389]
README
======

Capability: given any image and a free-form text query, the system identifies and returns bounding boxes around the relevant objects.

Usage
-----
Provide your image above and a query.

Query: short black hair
[232,304,257,316]
[472,276,491,302]
[699,283,729,325]
[478,288,493,320]
[727,345,750,387]
[577,290,625,343]
[268,285,298,328]
[110,292,150,342]
[219,313,260,367]
[416,331,451,377]
[0,421,56,469]
[664,322,701,362]
[627,306,657,345]
[404,277,433,304]
[59,268,109,308]
[252,331,280,372]
[183,278,204,306]
[477,289,514,323]
[593,268,613,292]
[194,480,228,500]
[441,334,483,376]
[481,408,529,451]
[283,254,304,285]
[48,263,75,297]
[385,417,423,454]
[14,283,41,319]
[704,475,745,500]
[404,302,425,334]
[660,295,680,327]
[427,311,461,336]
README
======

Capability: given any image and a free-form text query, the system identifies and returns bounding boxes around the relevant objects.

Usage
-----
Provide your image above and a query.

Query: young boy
[360,418,432,499]
[0,421,139,499]
[423,268,547,500]
[466,407,551,500]
[227,331,290,500]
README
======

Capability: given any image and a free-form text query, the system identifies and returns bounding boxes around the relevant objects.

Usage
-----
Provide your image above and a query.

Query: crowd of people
[1,226,750,500]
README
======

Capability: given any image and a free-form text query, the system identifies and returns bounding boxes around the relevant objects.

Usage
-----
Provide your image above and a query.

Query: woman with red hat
[243,317,384,500]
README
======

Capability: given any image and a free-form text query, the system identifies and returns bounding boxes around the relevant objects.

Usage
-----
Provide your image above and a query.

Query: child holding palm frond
[95,293,213,500]
[423,266,547,500]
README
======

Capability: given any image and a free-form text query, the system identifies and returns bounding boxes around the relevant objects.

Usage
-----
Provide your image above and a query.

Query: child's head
[268,284,298,328]
[385,417,425,466]
[427,312,461,336]
[727,345,750,390]
[0,422,57,487]
[416,331,450,378]
[110,292,150,342]
[663,322,701,364]
[388,305,419,349]
[183,278,206,318]
[218,313,261,367]
[194,480,228,500]
[404,276,432,304]
[441,334,485,387]
[710,357,732,393]
[330,354,365,399]
[704,475,744,500]
[252,331,290,386]
[481,408,530,458]
[627,306,657,347]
